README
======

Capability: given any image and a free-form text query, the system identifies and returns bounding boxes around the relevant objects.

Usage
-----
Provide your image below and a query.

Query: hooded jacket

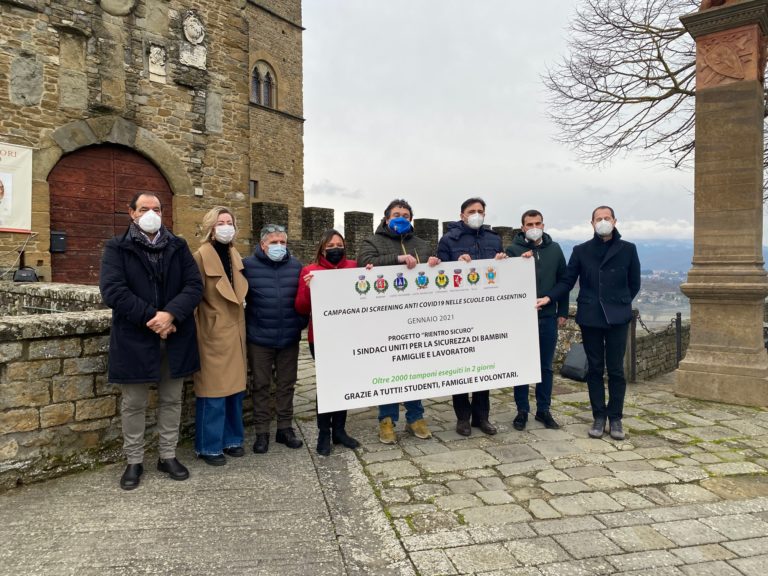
[437,221,502,262]
[547,230,641,327]
[357,221,434,266]
[295,255,358,343]
[242,245,308,348]
[506,231,569,319]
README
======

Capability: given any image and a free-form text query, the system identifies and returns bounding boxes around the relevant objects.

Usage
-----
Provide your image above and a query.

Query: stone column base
[676,361,768,407]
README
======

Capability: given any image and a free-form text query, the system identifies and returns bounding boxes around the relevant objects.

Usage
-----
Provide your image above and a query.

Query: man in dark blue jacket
[506,210,569,431]
[243,224,308,454]
[536,206,640,440]
[437,198,507,436]
[100,192,203,490]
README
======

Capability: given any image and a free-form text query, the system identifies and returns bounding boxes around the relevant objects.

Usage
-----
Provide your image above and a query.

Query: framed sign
[0,142,33,233]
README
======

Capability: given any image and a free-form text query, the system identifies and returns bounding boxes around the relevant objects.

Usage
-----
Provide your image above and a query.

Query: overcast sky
[301,0,697,241]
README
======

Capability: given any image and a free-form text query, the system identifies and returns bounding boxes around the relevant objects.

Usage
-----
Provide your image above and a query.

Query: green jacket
[506,231,569,319]
[357,221,434,266]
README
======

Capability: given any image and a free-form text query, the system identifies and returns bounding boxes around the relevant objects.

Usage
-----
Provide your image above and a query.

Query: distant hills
[556,239,697,274]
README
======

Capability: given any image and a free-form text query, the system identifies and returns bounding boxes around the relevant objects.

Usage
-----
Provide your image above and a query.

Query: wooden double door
[48,144,173,284]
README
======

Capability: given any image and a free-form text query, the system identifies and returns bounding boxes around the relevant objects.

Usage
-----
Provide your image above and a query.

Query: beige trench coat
[192,242,248,398]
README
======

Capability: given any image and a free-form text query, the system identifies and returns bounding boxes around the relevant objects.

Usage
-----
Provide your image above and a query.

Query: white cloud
[550,219,694,241]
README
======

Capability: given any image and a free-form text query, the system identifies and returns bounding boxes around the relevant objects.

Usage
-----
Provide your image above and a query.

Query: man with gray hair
[243,224,308,454]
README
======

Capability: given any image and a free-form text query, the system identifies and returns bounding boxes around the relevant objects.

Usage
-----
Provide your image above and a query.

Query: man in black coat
[100,192,203,490]
[536,206,640,441]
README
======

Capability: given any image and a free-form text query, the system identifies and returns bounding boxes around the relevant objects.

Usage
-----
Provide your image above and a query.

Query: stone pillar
[493,226,516,251]
[301,207,335,243]
[413,218,439,258]
[676,0,768,406]
[250,201,289,237]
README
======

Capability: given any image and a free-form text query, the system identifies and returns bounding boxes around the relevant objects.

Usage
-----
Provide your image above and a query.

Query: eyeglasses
[260,224,286,235]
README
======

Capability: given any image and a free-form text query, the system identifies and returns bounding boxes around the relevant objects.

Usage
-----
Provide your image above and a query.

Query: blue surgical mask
[266,244,287,261]
[388,217,412,235]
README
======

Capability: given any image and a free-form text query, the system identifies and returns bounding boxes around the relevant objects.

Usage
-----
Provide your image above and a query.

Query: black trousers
[452,391,490,423]
[309,343,348,432]
[580,323,629,421]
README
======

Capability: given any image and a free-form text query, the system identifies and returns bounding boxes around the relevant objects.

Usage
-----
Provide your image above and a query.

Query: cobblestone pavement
[2,342,768,575]
[294,345,768,575]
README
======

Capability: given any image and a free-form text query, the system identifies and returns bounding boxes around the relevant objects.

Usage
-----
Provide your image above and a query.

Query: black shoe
[252,433,269,454]
[317,430,331,457]
[535,411,561,429]
[276,427,303,449]
[476,419,497,435]
[157,457,190,480]
[456,419,471,436]
[119,463,143,490]
[609,419,626,440]
[198,454,227,466]
[589,417,607,439]
[513,411,528,431]
[223,446,245,457]
[332,429,361,449]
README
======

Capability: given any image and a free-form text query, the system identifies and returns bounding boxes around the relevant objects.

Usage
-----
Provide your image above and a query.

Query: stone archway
[33,116,193,283]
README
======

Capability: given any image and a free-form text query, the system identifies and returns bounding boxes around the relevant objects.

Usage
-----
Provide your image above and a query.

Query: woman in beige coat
[193,206,248,465]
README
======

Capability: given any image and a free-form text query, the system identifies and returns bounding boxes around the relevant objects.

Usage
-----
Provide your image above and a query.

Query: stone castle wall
[0,0,303,280]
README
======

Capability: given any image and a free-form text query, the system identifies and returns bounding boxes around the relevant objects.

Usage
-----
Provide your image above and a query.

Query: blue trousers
[378,401,424,424]
[514,316,557,413]
[195,392,245,456]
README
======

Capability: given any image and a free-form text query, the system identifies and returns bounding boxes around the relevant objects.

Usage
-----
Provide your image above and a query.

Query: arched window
[251,69,262,105]
[250,61,277,109]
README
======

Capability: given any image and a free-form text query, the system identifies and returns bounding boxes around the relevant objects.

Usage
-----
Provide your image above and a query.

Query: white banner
[311,257,541,413]
[0,142,33,233]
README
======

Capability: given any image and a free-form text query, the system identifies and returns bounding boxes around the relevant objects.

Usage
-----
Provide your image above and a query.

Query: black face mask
[325,248,345,265]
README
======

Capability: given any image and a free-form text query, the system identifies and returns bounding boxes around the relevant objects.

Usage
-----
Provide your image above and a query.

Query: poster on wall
[311,257,541,413]
[0,142,33,233]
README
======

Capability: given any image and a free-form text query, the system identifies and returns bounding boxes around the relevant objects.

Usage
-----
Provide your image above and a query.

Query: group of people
[100,192,640,491]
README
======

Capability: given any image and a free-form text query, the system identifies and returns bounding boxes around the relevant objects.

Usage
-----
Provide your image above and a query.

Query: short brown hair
[521,209,543,225]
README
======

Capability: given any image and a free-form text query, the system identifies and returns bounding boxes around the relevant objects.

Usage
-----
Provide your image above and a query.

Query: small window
[249,180,258,198]
[250,60,277,108]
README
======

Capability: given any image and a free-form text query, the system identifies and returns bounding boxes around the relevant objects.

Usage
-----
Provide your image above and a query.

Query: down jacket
[437,221,502,262]
[357,221,434,266]
[100,228,203,383]
[242,245,307,349]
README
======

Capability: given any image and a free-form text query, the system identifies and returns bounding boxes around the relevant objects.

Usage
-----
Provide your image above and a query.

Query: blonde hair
[200,206,237,243]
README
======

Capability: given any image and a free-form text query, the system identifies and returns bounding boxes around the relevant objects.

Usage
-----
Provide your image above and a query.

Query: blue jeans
[514,316,557,413]
[195,392,245,456]
[378,401,424,424]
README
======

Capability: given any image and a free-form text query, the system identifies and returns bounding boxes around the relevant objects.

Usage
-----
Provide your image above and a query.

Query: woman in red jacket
[295,229,361,456]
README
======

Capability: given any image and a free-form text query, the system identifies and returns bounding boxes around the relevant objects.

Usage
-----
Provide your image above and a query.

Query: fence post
[628,309,638,383]
[675,312,682,367]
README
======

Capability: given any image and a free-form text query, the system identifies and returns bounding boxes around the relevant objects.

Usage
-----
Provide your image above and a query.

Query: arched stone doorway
[48,144,173,284]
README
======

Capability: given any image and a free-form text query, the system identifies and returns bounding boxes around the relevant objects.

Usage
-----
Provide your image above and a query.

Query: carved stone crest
[696,25,765,89]
[182,12,205,45]
[148,45,167,83]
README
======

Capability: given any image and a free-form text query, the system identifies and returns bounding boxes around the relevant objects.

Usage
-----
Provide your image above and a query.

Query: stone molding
[681,0,768,38]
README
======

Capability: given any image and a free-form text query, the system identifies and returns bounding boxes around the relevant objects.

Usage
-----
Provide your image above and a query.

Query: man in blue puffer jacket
[243,224,308,454]
[437,198,507,437]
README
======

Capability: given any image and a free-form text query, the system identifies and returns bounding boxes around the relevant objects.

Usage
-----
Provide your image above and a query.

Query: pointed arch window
[249,61,277,109]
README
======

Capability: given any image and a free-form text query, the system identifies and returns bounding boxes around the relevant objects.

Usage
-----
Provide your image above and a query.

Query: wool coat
[99,228,203,384]
[547,230,641,327]
[192,242,248,398]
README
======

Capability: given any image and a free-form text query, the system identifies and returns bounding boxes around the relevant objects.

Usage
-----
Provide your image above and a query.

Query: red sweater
[295,256,358,343]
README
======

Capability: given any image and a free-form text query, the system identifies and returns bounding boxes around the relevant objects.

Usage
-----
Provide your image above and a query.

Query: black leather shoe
[317,430,331,457]
[252,433,269,454]
[120,463,143,490]
[223,446,245,457]
[456,419,471,436]
[513,411,528,431]
[535,411,561,430]
[276,427,303,449]
[198,453,227,466]
[476,419,498,435]
[157,457,189,480]
[332,429,361,449]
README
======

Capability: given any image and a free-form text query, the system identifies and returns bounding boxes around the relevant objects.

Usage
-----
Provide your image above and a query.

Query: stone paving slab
[2,341,768,575]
